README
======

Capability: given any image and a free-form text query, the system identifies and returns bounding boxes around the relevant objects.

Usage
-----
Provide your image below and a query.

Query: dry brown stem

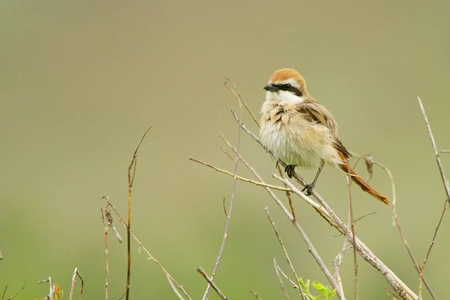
[69,268,84,300]
[1,285,25,300]
[103,198,192,300]
[125,125,152,300]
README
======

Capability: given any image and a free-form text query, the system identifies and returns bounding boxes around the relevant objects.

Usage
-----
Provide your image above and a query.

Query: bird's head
[264,68,308,103]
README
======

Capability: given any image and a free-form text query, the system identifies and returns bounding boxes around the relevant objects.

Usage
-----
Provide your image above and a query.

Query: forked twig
[189,157,290,192]
[265,208,306,300]
[417,97,449,299]
[125,125,152,300]
[1,285,25,300]
[224,79,260,128]
[273,258,290,300]
[69,268,84,300]
[100,209,110,300]
[166,275,187,300]
[197,268,228,300]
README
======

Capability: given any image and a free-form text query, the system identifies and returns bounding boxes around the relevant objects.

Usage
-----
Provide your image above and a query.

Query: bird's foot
[284,165,296,178]
[302,184,314,196]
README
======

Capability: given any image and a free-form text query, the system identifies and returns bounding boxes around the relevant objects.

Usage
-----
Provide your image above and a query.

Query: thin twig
[125,125,152,300]
[417,97,450,203]
[276,163,296,221]
[333,241,350,296]
[69,268,84,300]
[417,97,450,298]
[190,157,291,192]
[166,275,185,300]
[100,209,110,300]
[346,175,358,300]
[104,199,192,300]
[1,286,6,300]
[276,265,300,289]
[197,268,228,300]
[224,79,260,128]
[250,289,263,300]
[38,277,54,300]
[273,258,290,300]
[202,89,242,300]
[265,208,306,300]
[2,285,25,300]
[420,201,447,285]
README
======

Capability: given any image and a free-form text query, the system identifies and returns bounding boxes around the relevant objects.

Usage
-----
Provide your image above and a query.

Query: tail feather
[339,161,389,205]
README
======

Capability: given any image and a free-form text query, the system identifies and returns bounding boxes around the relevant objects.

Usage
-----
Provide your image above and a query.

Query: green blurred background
[1,1,449,299]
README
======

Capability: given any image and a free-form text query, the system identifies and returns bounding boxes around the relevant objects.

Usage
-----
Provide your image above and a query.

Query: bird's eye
[285,84,291,88]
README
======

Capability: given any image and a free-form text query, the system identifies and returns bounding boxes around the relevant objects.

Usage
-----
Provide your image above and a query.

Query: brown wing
[296,99,351,159]
[296,99,339,136]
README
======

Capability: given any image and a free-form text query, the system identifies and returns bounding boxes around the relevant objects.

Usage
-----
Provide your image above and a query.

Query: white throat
[266,90,304,105]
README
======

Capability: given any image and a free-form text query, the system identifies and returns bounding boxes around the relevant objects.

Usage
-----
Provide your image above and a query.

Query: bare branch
[190,157,291,192]
[273,259,290,300]
[250,289,263,300]
[346,173,358,300]
[1,285,6,300]
[265,208,306,300]
[104,198,192,300]
[417,97,450,202]
[197,268,228,300]
[202,90,242,299]
[38,277,54,300]
[69,268,84,300]
[125,125,152,300]
[2,285,25,300]
[166,275,186,300]
[333,241,350,295]
[225,79,260,128]
[100,209,110,300]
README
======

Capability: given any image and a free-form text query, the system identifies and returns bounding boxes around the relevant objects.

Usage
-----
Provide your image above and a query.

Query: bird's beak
[264,83,278,92]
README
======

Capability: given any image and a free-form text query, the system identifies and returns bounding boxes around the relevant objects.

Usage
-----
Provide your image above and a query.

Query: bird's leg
[302,160,325,196]
[284,164,296,178]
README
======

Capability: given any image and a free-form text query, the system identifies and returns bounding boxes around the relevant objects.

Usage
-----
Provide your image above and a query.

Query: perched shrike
[260,68,388,205]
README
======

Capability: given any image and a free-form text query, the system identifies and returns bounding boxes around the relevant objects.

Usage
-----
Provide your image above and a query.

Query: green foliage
[299,278,336,300]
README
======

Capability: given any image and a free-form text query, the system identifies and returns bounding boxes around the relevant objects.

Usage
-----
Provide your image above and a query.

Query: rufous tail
[339,161,389,205]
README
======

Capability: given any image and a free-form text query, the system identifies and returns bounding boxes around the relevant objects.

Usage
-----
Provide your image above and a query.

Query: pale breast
[260,102,340,168]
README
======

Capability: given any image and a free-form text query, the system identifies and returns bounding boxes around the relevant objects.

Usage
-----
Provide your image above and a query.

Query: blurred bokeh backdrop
[1,1,449,299]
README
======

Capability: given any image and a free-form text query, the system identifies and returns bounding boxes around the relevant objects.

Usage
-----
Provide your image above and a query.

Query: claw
[284,165,295,178]
[302,184,314,196]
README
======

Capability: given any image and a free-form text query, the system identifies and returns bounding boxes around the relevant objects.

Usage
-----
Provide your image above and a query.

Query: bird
[259,68,388,205]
